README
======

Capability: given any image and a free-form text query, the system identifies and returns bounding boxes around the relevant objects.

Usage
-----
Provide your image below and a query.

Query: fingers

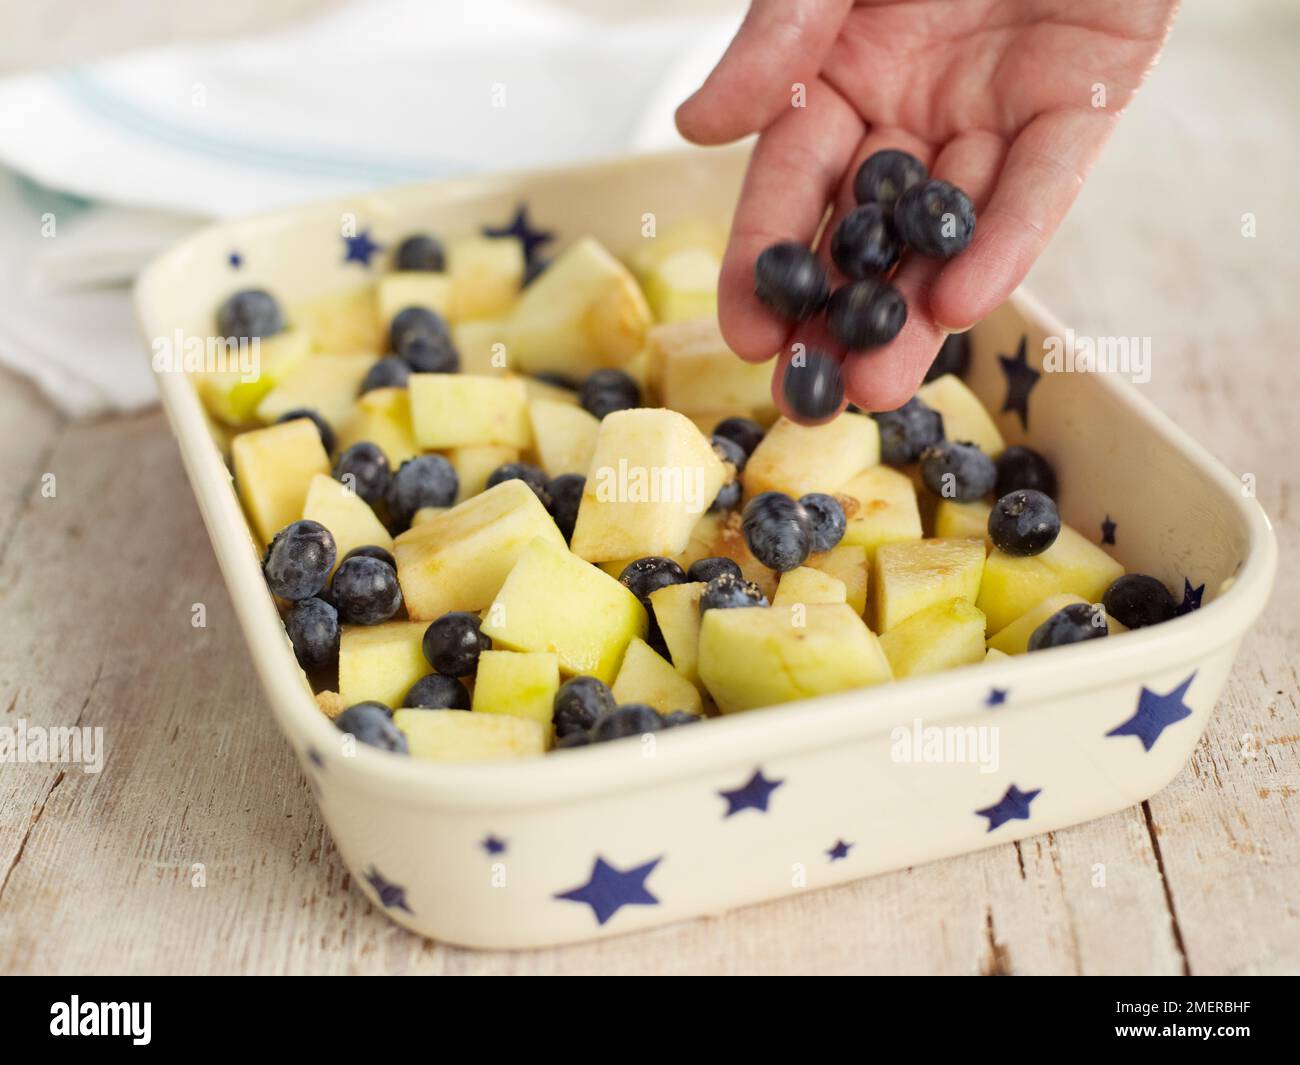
[675,0,854,146]
[929,109,1117,332]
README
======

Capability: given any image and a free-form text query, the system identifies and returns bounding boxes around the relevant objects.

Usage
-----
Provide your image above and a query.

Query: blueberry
[1103,574,1177,630]
[754,242,829,321]
[925,331,971,381]
[394,234,446,272]
[989,490,1061,556]
[920,441,997,502]
[711,416,766,459]
[360,356,410,395]
[799,493,847,552]
[284,597,339,671]
[852,149,928,210]
[546,473,585,542]
[782,349,844,423]
[533,371,580,391]
[590,703,663,743]
[1027,602,1108,652]
[894,179,976,259]
[831,203,902,279]
[331,555,403,625]
[619,557,687,605]
[742,492,813,572]
[263,520,336,600]
[342,544,396,570]
[711,434,748,474]
[335,701,407,753]
[687,556,742,584]
[994,445,1058,501]
[385,454,458,527]
[579,369,640,419]
[699,573,769,614]
[486,462,552,507]
[332,441,390,504]
[216,288,284,340]
[553,675,617,738]
[708,480,742,513]
[659,709,702,728]
[275,408,335,455]
[388,305,450,353]
[826,279,907,351]
[398,331,459,374]
[422,611,490,676]
[872,397,945,465]
[403,673,471,710]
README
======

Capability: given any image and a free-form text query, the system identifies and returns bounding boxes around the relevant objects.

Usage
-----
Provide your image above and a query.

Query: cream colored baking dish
[135,146,1276,949]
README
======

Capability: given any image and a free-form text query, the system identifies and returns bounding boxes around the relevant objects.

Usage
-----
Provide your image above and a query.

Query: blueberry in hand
[799,493,847,552]
[275,408,335,455]
[578,369,640,419]
[333,441,390,504]
[853,149,928,210]
[590,703,663,743]
[989,490,1061,556]
[925,332,971,382]
[385,454,458,528]
[546,473,584,542]
[920,441,997,501]
[388,305,450,353]
[553,675,617,738]
[285,596,339,671]
[687,556,742,584]
[994,445,1058,501]
[360,356,410,395]
[331,555,403,625]
[342,544,397,570]
[831,203,901,279]
[782,348,844,423]
[754,242,829,321]
[486,462,552,507]
[217,288,284,340]
[394,233,446,272]
[894,179,976,258]
[398,331,459,374]
[1028,602,1108,651]
[403,673,471,710]
[826,279,907,351]
[263,520,336,600]
[742,492,813,572]
[699,573,769,614]
[711,416,765,459]
[619,556,687,605]
[422,611,491,676]
[872,397,945,465]
[335,701,407,753]
[1103,574,1177,630]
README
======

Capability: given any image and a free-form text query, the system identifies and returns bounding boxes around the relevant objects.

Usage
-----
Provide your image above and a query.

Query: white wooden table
[1,2,1297,974]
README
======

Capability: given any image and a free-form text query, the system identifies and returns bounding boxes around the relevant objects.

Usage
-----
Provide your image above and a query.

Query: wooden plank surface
[1,2,1297,974]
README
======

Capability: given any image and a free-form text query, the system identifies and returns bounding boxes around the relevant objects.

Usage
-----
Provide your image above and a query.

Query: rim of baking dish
[135,148,1278,811]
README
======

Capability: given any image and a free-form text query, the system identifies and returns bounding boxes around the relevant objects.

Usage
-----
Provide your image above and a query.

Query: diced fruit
[410,506,447,527]
[233,418,331,544]
[331,555,403,625]
[934,499,993,548]
[984,647,1009,662]
[263,519,335,600]
[648,581,706,686]
[986,593,1088,655]
[301,473,393,575]
[781,348,845,423]
[377,272,452,327]
[976,524,1125,633]
[826,279,907,351]
[336,387,420,466]
[773,567,847,607]
[256,353,376,430]
[630,221,726,278]
[509,237,653,376]
[989,490,1061,556]
[873,538,986,632]
[569,408,727,563]
[448,445,521,501]
[394,478,566,621]
[523,375,579,406]
[451,318,512,375]
[642,247,720,322]
[743,413,879,498]
[409,373,531,449]
[472,650,560,725]
[872,397,944,466]
[916,374,1005,456]
[646,318,774,416]
[336,702,407,753]
[838,465,923,561]
[611,637,703,717]
[448,237,524,320]
[806,544,868,615]
[698,604,892,714]
[754,242,828,321]
[878,597,986,678]
[1028,602,1108,651]
[338,621,430,708]
[315,689,346,719]
[403,673,471,709]
[482,538,647,683]
[394,708,548,761]
[199,326,312,426]
[553,675,617,738]
[528,399,599,477]
[295,286,383,354]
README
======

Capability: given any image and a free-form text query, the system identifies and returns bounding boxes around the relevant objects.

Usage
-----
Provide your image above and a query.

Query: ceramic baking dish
[135,146,1276,949]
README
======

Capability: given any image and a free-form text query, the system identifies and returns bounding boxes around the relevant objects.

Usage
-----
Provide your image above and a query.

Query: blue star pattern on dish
[554,855,662,926]
[228,251,243,269]
[1106,673,1195,752]
[985,687,1008,708]
[481,835,507,856]
[976,784,1041,832]
[483,204,554,266]
[998,335,1040,430]
[827,840,853,862]
[1176,578,1204,616]
[719,768,783,817]
[1101,515,1117,545]
[343,229,383,267]
[364,866,413,914]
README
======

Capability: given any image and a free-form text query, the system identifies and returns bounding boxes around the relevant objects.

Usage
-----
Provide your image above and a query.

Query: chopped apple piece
[471,650,560,726]
[873,538,986,632]
[570,408,727,563]
[408,373,530,450]
[255,352,376,430]
[523,376,579,406]
[482,538,647,682]
[648,581,706,687]
[986,593,1088,655]
[806,544,868,615]
[838,465,923,561]
[394,708,548,761]
[377,272,452,327]
[448,444,520,501]
[451,318,512,375]
[611,637,703,717]
[916,374,1005,457]
[984,647,1010,662]
[934,498,993,548]
[878,597,987,678]
[698,604,892,714]
[410,506,448,528]
[315,690,346,719]
[448,237,524,320]
[773,567,847,607]
[743,414,879,498]
[338,621,430,709]
[642,248,720,323]
[529,399,600,477]
[301,473,393,574]
[336,386,420,466]
[294,287,383,354]
[232,418,330,544]
[647,318,774,416]
[394,479,566,620]
[198,326,313,426]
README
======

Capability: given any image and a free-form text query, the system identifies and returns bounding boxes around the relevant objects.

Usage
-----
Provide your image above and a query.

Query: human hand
[676,0,1178,416]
